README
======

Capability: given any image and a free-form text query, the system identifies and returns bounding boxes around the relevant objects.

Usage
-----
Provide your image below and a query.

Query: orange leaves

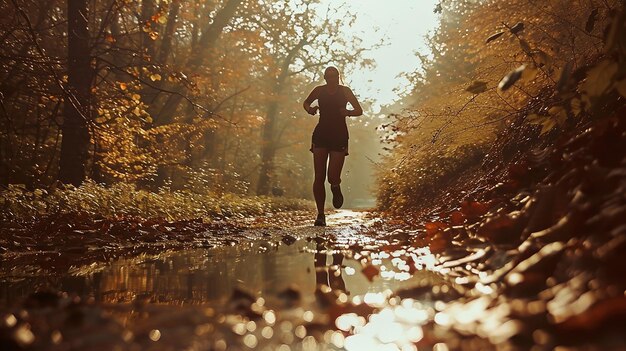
[477,212,524,245]
[425,221,447,236]
[460,200,490,220]
[361,264,379,282]
[450,211,466,225]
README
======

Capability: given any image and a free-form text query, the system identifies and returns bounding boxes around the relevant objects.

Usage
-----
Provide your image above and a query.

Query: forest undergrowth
[0,180,313,263]
[375,89,626,349]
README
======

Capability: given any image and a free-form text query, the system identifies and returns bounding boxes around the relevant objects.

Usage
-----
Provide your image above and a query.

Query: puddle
[1,235,438,309]
[0,210,451,350]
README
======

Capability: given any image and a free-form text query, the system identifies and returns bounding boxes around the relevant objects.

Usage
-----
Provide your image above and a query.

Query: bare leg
[313,148,329,214]
[327,151,346,186]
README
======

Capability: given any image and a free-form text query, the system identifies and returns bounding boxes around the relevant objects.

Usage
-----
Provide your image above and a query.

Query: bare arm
[342,87,363,117]
[303,86,320,115]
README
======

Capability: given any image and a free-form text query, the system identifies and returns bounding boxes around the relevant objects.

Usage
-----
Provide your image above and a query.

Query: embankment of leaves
[376,103,626,348]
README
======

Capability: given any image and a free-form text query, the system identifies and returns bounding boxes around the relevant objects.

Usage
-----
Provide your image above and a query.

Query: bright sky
[320,0,440,113]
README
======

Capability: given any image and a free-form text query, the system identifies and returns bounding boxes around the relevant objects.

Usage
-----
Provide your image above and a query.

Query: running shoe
[314,213,326,226]
[331,184,343,209]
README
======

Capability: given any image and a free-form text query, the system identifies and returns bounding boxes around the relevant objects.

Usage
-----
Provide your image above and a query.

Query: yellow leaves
[119,82,127,90]
[131,93,141,102]
[150,74,162,82]
[581,60,618,98]
[156,14,167,25]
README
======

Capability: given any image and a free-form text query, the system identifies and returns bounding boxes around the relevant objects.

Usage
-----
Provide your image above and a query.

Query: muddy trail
[0,210,448,351]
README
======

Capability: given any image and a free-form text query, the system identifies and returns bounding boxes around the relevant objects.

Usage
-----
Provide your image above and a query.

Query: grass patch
[0,180,313,222]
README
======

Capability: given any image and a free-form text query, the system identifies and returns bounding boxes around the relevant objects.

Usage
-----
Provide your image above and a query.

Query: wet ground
[0,210,450,350]
[2,195,626,350]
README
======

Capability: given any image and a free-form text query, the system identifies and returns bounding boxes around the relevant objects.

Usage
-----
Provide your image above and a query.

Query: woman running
[302,66,363,226]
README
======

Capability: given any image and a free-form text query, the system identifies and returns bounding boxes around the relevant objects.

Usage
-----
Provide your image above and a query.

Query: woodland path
[0,209,450,350]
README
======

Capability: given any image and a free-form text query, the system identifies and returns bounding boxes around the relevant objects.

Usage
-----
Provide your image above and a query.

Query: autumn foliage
[0,0,372,200]
[377,0,626,214]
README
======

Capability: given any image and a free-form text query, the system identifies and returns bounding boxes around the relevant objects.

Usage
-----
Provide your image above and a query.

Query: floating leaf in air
[510,22,524,34]
[466,81,488,94]
[498,65,526,91]
[486,31,505,43]
[585,9,599,33]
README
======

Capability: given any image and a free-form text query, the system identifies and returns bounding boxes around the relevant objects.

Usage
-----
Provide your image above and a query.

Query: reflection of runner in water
[314,241,347,293]
[303,67,363,226]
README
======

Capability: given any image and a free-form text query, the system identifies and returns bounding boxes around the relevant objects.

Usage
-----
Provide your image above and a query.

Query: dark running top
[316,85,349,141]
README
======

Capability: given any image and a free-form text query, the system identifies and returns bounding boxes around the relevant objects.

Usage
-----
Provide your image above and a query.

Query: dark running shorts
[310,134,349,155]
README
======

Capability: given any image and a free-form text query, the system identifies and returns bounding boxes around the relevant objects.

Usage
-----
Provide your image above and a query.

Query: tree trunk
[58,0,92,186]
[141,0,157,60]
[157,0,180,65]
[151,0,243,125]
[255,40,307,195]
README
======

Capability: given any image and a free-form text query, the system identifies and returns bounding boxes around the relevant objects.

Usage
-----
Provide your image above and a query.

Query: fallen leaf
[361,264,379,282]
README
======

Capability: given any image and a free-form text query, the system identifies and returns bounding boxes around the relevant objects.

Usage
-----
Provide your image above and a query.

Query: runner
[302,66,363,226]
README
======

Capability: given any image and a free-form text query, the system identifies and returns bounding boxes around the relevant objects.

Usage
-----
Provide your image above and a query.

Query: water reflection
[0,210,451,350]
[315,240,347,294]
[1,234,432,310]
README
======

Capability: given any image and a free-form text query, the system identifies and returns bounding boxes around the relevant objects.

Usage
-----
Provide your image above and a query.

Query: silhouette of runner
[303,66,363,226]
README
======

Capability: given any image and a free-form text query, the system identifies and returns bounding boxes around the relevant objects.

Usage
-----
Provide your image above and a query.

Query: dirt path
[0,210,446,350]
[2,204,626,350]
